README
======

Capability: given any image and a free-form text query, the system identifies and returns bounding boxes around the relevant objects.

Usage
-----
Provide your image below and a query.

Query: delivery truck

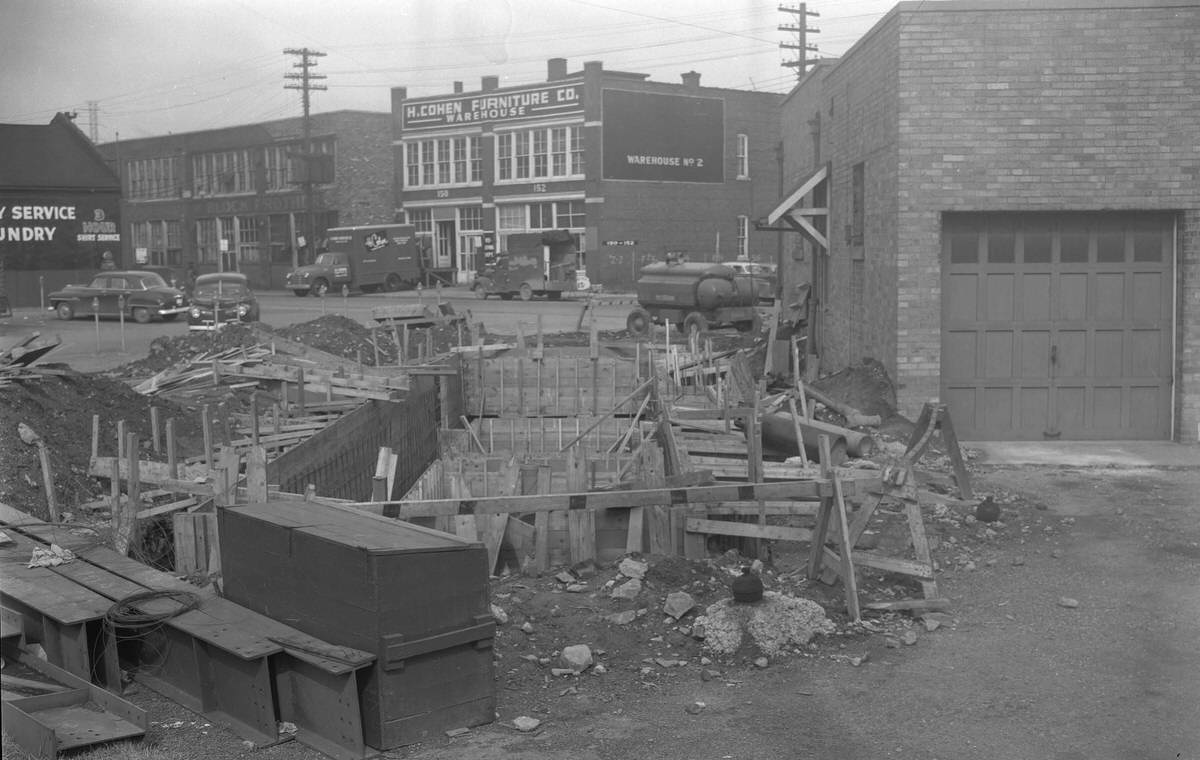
[471,229,586,300]
[286,224,425,297]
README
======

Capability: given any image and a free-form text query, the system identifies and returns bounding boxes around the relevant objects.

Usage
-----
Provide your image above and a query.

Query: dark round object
[732,566,763,603]
[975,496,1001,523]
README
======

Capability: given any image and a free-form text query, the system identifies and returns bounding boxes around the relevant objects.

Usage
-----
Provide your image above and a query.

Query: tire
[519,283,534,301]
[683,312,708,337]
[312,278,329,297]
[55,302,74,321]
[626,307,652,337]
[132,307,152,324]
[472,283,489,299]
[293,289,309,297]
[384,274,403,292]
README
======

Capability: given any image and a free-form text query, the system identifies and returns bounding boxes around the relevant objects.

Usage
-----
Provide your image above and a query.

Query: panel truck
[471,229,586,301]
[286,224,425,297]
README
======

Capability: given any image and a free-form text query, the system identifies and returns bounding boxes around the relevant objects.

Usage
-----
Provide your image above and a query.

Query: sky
[0,0,898,143]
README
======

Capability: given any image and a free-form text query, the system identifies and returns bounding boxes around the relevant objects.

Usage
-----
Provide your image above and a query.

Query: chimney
[390,87,407,113]
[453,81,463,93]
[482,75,499,92]
[681,71,701,89]
[548,58,568,80]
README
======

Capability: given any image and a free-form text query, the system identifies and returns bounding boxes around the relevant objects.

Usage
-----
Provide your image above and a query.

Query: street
[0,287,635,374]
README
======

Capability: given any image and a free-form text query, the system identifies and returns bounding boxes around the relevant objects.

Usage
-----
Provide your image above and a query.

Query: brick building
[96,110,392,289]
[0,113,122,308]
[391,58,783,290]
[770,0,1200,442]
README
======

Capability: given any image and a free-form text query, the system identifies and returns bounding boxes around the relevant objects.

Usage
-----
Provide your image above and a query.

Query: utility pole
[284,48,327,270]
[779,3,820,82]
[87,101,99,143]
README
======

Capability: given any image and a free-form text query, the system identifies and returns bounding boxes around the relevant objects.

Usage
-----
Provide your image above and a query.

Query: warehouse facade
[96,110,393,289]
[770,0,1200,442]
[391,58,783,290]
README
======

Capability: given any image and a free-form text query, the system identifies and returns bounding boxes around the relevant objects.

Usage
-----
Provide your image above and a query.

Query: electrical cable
[104,588,202,630]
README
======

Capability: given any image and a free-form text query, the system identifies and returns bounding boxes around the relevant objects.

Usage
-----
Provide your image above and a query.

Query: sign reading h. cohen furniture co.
[402,83,584,131]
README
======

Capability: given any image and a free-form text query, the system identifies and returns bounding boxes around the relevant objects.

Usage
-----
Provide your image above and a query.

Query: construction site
[0,302,1126,759]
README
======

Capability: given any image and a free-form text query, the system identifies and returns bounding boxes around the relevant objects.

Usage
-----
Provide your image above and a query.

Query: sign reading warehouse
[602,90,724,183]
[402,83,584,131]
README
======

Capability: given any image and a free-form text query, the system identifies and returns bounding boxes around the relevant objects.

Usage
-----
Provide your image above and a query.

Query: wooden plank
[533,465,551,572]
[566,447,595,564]
[807,436,836,580]
[686,517,812,543]
[832,474,861,622]
[863,598,951,613]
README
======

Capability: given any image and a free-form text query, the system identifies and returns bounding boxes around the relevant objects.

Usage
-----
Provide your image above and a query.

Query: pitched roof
[0,113,120,190]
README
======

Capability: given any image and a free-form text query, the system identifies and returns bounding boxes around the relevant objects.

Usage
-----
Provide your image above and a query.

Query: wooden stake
[117,419,126,461]
[91,414,100,459]
[165,418,178,479]
[201,405,213,470]
[832,473,861,622]
[150,405,161,454]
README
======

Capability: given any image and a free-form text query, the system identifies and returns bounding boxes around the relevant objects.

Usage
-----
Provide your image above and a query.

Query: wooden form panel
[465,356,642,417]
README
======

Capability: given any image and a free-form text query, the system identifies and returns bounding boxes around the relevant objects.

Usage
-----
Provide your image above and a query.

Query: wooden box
[218,499,495,749]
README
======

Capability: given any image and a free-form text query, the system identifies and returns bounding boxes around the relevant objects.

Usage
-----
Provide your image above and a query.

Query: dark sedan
[187,272,259,331]
[48,270,188,323]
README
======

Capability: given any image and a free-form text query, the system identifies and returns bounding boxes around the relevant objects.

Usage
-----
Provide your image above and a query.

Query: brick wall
[1181,210,1200,442]
[321,112,394,226]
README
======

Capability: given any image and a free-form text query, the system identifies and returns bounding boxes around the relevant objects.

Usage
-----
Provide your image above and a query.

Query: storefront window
[496,125,585,182]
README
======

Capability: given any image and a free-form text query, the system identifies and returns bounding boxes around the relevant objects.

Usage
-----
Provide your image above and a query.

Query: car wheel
[56,302,74,321]
[132,307,152,324]
[626,307,651,337]
[473,283,489,299]
[519,283,534,301]
[312,279,329,297]
[293,289,309,297]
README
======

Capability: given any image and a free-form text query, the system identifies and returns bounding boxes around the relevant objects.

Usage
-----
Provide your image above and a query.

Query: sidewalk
[964,440,1200,468]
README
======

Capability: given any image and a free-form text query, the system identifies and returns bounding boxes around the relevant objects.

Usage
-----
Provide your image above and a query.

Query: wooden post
[250,393,260,446]
[373,326,381,367]
[246,445,268,503]
[296,369,306,415]
[787,396,809,467]
[807,435,836,580]
[936,404,974,499]
[165,418,178,479]
[533,465,552,572]
[832,473,861,622]
[110,457,121,513]
[566,446,595,564]
[201,405,213,470]
[116,419,126,461]
[402,325,410,364]
[118,432,141,556]
[33,439,58,523]
[91,414,100,459]
[150,405,161,454]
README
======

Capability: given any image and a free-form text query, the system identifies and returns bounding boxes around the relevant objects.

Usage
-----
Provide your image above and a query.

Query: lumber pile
[0,332,66,385]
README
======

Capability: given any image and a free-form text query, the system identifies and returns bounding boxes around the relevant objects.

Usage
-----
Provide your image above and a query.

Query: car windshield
[315,253,341,266]
[194,282,250,298]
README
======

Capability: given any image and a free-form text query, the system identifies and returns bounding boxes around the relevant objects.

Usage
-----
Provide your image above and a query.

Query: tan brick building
[773,0,1200,442]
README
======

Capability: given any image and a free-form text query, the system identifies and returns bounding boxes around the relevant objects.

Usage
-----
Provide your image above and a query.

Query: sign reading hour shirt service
[602,89,724,183]
[402,83,584,131]
[0,201,120,244]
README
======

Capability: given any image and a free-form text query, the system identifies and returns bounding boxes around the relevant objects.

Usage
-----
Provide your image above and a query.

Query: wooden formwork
[464,354,643,417]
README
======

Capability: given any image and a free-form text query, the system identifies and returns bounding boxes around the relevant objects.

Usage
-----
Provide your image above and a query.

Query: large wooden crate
[218,499,495,749]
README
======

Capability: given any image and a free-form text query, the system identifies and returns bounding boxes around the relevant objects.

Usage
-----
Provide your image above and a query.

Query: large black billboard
[602,89,724,183]
[0,191,122,269]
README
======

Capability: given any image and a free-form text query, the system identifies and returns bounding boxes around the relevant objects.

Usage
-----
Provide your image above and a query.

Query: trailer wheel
[683,312,709,337]
[626,308,652,337]
[519,283,534,301]
[384,274,403,292]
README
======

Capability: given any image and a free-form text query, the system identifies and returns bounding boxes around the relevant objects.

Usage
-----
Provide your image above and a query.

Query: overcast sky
[1,0,897,143]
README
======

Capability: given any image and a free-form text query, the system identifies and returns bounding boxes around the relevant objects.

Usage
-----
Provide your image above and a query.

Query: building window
[196,218,219,265]
[403,136,481,188]
[264,146,297,191]
[128,156,181,200]
[496,125,585,182]
[498,205,525,231]
[736,134,749,179]
[407,208,433,234]
[459,206,483,231]
[166,220,183,265]
[193,149,254,196]
[736,215,749,259]
[849,161,864,247]
[238,216,261,264]
[555,200,585,228]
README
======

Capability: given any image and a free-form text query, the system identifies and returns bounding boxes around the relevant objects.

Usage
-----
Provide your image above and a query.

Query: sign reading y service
[403,83,584,131]
[602,90,724,183]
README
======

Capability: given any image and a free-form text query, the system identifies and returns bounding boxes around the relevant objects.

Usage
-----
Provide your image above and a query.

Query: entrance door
[434,221,455,270]
[941,212,1174,440]
[457,233,481,284]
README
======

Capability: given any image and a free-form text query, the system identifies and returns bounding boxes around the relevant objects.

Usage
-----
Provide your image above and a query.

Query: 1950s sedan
[187,272,259,331]
[48,270,189,323]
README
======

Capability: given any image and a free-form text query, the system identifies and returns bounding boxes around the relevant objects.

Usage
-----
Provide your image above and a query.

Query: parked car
[48,270,188,323]
[721,260,778,302]
[187,272,259,331]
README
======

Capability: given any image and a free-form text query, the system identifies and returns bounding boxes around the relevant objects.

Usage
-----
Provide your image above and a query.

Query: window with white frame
[403,136,481,188]
[496,125,584,182]
[736,134,749,179]
[193,150,252,196]
[127,156,182,200]
[407,208,433,234]
[196,218,219,265]
[459,206,483,231]
[736,215,749,258]
[238,216,261,263]
[264,145,296,191]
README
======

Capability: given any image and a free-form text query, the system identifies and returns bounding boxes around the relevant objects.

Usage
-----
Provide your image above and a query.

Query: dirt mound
[812,357,900,421]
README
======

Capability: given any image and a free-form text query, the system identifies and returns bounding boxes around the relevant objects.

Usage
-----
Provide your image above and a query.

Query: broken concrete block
[696,591,834,657]
[561,644,593,673]
[611,578,642,599]
[663,591,695,620]
[618,557,648,579]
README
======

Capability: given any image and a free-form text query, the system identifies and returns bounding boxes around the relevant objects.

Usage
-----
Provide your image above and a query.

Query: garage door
[941,212,1174,440]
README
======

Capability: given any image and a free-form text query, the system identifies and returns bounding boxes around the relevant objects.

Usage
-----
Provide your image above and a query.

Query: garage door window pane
[949,231,979,263]
[1133,228,1164,262]
[987,230,1015,264]
[1095,227,1125,263]
[1060,231,1088,263]
[1022,229,1051,263]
